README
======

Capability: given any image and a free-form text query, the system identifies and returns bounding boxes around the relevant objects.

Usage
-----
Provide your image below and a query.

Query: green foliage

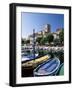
[40,37,47,45]
[38,49,44,56]
[26,40,30,44]
[46,34,54,44]
[53,38,60,46]
[38,49,49,56]
[21,38,26,45]
[21,38,30,45]
[36,34,54,45]
[59,30,64,44]
[36,37,42,44]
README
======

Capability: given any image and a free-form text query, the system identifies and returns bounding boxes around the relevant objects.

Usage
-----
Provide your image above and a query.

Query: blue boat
[34,58,60,76]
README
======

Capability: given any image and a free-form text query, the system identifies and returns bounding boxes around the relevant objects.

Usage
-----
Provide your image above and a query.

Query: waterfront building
[28,24,51,44]
[26,25,63,45]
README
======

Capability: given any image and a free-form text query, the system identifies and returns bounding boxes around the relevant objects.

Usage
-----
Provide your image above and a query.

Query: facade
[28,24,51,44]
[28,24,63,45]
[44,24,51,33]
[56,28,63,34]
[52,32,59,39]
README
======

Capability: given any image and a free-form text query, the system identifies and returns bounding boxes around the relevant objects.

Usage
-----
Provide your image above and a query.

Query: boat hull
[34,58,60,76]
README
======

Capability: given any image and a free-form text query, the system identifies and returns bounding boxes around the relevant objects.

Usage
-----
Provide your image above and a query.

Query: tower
[44,24,51,33]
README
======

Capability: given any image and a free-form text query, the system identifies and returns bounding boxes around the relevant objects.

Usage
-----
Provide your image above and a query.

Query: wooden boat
[22,55,50,68]
[22,55,51,77]
[34,58,60,76]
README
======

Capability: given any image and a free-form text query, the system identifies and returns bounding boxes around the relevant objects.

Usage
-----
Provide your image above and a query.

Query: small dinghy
[34,58,60,76]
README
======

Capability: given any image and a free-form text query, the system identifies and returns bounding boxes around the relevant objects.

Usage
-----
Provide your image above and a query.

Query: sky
[21,12,64,39]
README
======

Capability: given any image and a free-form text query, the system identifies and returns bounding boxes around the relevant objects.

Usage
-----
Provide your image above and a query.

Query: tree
[59,30,64,45]
[26,40,30,44]
[40,37,47,45]
[21,38,26,46]
[53,38,60,46]
[46,34,54,45]
[36,37,42,45]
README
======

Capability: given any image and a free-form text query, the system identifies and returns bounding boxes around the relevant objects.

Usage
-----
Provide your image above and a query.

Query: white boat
[22,54,38,62]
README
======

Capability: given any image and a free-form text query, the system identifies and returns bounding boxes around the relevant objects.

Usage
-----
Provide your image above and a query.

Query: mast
[33,29,35,62]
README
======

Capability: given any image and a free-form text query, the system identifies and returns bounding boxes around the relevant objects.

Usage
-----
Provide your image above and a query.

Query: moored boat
[22,54,38,62]
[34,58,60,76]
